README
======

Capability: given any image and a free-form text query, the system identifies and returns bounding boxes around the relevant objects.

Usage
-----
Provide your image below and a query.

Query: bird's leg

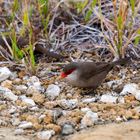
[81,89,97,96]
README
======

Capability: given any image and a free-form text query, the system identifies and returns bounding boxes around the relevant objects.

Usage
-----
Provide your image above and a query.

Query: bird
[61,58,130,89]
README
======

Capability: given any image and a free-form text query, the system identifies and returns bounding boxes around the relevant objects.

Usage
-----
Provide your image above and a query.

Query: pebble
[59,99,78,109]
[81,111,98,128]
[13,78,22,84]
[14,129,25,135]
[0,86,18,101]
[20,95,36,106]
[120,83,140,101]
[15,85,27,93]
[116,116,123,122]
[82,97,96,103]
[11,118,20,126]
[26,76,43,91]
[46,84,61,100]
[100,94,117,103]
[53,108,63,121]
[8,106,17,114]
[0,67,12,82]
[1,80,12,89]
[29,106,39,111]
[31,92,45,104]
[120,83,140,95]
[26,86,40,95]
[37,130,55,140]
[62,124,74,135]
[107,80,122,89]
[117,96,125,103]
[81,107,91,113]
[18,121,33,129]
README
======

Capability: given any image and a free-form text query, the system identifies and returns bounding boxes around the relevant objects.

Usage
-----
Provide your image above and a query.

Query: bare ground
[67,120,140,140]
[1,121,140,140]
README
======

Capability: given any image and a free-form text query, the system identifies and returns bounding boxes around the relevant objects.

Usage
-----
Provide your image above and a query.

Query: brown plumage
[61,58,130,89]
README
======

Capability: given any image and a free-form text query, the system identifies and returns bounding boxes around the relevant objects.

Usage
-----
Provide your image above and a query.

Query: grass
[0,0,140,73]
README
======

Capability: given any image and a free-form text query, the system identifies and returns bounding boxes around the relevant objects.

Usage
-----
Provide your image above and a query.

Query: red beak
[61,72,67,78]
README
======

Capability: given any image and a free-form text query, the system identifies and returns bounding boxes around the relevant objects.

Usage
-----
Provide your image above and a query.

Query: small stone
[33,123,43,130]
[81,107,91,113]
[116,116,123,122]
[38,115,46,122]
[0,67,12,82]
[82,98,96,103]
[0,119,8,126]
[59,99,78,109]
[37,130,55,140]
[46,84,60,100]
[18,121,33,129]
[53,108,63,121]
[15,85,27,93]
[14,129,25,135]
[13,78,22,84]
[31,92,45,104]
[120,83,140,101]
[26,86,40,95]
[8,106,17,114]
[100,94,117,103]
[43,114,53,124]
[45,124,61,134]
[107,80,122,89]
[125,110,133,119]
[29,106,39,111]
[62,124,74,135]
[120,83,140,95]
[11,118,20,126]
[117,96,125,103]
[134,106,140,113]
[0,86,18,101]
[1,80,12,89]
[81,111,98,128]
[26,76,43,91]
[20,95,36,106]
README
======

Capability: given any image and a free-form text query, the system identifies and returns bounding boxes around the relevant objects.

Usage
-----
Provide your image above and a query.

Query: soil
[68,120,140,140]
[1,121,140,140]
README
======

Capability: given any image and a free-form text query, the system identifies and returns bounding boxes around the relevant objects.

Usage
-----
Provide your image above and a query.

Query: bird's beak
[60,72,67,78]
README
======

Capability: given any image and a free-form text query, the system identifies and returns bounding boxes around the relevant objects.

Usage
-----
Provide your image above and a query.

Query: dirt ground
[0,128,31,140]
[0,121,140,140]
[67,120,140,140]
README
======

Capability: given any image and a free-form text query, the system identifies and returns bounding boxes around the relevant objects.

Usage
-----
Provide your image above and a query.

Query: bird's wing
[79,62,111,80]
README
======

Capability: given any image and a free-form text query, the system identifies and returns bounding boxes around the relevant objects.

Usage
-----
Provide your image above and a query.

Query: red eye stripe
[61,69,75,78]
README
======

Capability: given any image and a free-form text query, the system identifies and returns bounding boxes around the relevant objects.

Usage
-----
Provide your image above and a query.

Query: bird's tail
[111,57,131,66]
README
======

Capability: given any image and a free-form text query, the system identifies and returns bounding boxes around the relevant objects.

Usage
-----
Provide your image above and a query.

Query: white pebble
[18,121,33,129]
[120,83,140,101]
[0,67,12,82]
[59,99,78,109]
[9,106,17,114]
[81,107,91,113]
[120,83,140,95]
[46,84,61,100]
[14,129,24,135]
[26,76,42,91]
[100,94,117,103]
[81,111,98,128]
[20,95,36,106]
[82,97,96,103]
[15,85,27,93]
[0,86,18,101]
[37,130,55,140]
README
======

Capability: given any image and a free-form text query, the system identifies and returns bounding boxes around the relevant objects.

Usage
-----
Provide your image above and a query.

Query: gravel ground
[0,61,139,139]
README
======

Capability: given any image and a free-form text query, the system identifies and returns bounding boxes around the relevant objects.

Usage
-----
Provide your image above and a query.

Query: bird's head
[61,62,78,78]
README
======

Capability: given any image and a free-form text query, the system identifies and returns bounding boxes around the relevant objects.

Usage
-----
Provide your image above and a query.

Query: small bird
[61,58,130,89]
